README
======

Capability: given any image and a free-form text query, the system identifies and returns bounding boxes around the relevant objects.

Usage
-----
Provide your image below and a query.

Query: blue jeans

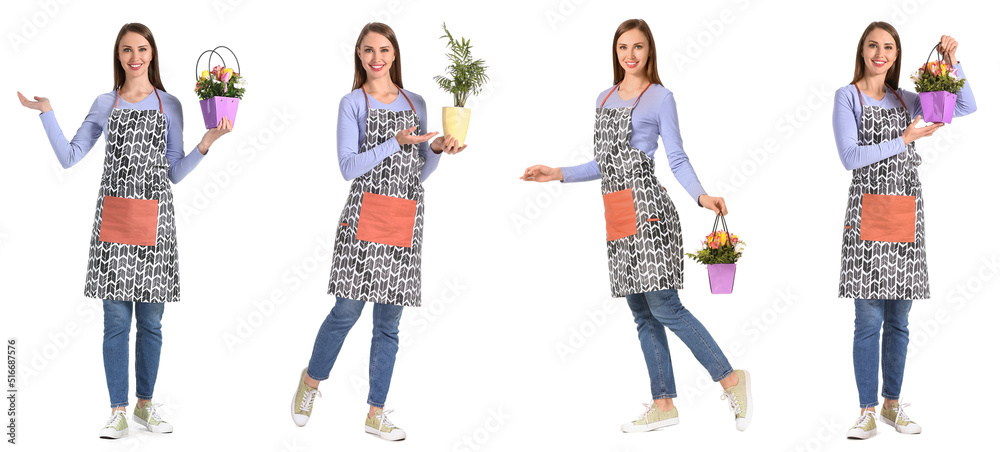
[853,298,912,408]
[625,290,733,399]
[307,297,404,408]
[103,299,165,408]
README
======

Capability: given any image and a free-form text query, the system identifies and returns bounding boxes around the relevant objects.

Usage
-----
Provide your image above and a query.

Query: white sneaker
[291,368,321,427]
[881,402,921,434]
[846,410,877,439]
[365,408,406,441]
[98,411,129,439]
[133,402,173,433]
[621,402,679,433]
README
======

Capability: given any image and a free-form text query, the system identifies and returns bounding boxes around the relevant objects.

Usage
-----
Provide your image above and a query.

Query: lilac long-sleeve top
[337,87,441,182]
[833,63,976,170]
[559,83,707,204]
[39,89,205,183]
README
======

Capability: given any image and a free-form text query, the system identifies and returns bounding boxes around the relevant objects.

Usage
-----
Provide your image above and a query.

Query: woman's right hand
[902,115,944,145]
[395,126,438,146]
[17,91,52,113]
[520,165,563,182]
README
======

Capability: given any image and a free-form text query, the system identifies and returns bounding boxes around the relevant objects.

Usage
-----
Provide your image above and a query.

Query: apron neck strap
[853,83,906,110]
[599,82,653,109]
[113,88,163,113]
[361,84,415,112]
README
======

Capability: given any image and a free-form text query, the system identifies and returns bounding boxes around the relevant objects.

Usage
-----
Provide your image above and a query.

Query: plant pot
[442,107,471,147]
[917,91,957,124]
[200,96,240,129]
[706,263,736,294]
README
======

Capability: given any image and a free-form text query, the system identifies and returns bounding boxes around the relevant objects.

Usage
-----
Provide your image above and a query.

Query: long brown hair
[113,23,166,92]
[612,19,662,86]
[851,21,902,90]
[352,23,403,90]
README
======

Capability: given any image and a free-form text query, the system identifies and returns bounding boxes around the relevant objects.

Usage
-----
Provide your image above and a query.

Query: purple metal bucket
[200,96,239,129]
[918,91,956,124]
[707,263,736,294]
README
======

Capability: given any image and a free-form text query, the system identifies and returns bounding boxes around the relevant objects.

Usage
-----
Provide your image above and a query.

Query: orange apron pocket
[859,193,916,242]
[603,188,637,241]
[357,192,418,248]
[98,196,159,246]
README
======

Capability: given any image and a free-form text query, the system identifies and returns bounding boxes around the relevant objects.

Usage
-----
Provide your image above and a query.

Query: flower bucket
[200,96,239,129]
[918,91,956,124]
[442,107,471,147]
[707,263,736,294]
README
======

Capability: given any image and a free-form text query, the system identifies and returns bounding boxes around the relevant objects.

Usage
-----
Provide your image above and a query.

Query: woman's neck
[620,73,650,91]
[120,77,154,97]
[857,73,888,96]
[364,76,396,95]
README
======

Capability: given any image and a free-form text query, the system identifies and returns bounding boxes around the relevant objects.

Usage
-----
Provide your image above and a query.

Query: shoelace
[635,402,657,422]
[104,411,125,428]
[892,403,913,425]
[144,402,166,423]
[721,391,742,416]
[299,387,321,412]
[376,409,397,430]
[852,411,875,429]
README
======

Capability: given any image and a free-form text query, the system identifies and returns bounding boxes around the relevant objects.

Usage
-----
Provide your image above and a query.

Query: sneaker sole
[846,428,877,440]
[739,370,753,431]
[133,414,173,433]
[621,417,680,433]
[365,425,406,441]
[99,428,129,440]
[880,415,921,434]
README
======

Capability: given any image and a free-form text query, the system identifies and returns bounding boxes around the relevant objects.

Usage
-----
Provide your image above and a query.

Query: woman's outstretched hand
[198,116,234,154]
[698,194,728,215]
[17,92,52,113]
[901,115,944,145]
[430,134,467,155]
[395,126,438,146]
[521,165,563,182]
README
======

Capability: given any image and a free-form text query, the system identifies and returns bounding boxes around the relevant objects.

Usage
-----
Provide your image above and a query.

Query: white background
[1,0,997,450]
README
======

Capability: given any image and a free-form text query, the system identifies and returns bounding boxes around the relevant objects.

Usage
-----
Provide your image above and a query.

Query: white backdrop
[1,0,996,450]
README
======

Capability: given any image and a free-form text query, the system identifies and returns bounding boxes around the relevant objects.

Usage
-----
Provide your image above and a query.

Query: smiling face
[861,27,898,77]
[616,28,649,79]
[117,31,152,83]
[356,32,395,83]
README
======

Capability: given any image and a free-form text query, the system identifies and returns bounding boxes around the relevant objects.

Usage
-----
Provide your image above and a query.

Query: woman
[17,23,232,439]
[289,22,465,441]
[834,22,975,440]
[521,19,752,433]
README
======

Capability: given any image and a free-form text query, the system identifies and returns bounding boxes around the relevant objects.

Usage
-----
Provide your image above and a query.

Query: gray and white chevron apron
[84,90,180,303]
[839,84,929,300]
[597,84,684,297]
[328,87,425,307]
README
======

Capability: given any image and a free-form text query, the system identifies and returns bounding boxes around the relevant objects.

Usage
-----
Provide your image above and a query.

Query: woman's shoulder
[835,84,860,108]
[157,89,182,111]
[645,83,674,104]
[595,85,616,106]
[399,87,425,108]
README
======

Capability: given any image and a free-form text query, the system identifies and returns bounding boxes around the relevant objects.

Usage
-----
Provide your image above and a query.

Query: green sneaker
[291,368,321,427]
[881,402,921,434]
[847,410,878,439]
[621,402,679,433]
[365,408,406,441]
[133,402,172,433]
[721,369,753,431]
[98,411,129,439]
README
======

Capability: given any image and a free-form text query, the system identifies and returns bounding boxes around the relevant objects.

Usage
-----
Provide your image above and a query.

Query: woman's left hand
[198,116,234,154]
[430,134,467,155]
[698,194,728,215]
[939,35,958,65]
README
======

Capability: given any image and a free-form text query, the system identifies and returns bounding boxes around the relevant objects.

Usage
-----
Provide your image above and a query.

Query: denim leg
[644,290,733,382]
[306,297,365,381]
[103,300,133,408]
[625,293,675,399]
[134,302,165,401]
[368,302,404,408]
[854,299,884,408]
[881,299,912,400]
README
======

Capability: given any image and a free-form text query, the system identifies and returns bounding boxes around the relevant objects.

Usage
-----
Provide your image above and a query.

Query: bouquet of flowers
[194,46,244,129]
[910,44,965,123]
[686,215,744,294]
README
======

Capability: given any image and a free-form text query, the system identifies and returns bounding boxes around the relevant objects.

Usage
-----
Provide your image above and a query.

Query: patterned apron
[597,84,684,297]
[84,90,180,303]
[328,86,425,307]
[839,84,929,300]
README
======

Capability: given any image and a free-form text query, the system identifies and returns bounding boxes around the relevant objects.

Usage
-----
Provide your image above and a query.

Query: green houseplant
[434,23,488,147]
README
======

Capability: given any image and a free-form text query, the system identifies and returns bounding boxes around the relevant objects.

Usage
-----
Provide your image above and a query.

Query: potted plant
[911,44,965,124]
[195,46,245,129]
[434,23,488,147]
[686,215,745,294]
